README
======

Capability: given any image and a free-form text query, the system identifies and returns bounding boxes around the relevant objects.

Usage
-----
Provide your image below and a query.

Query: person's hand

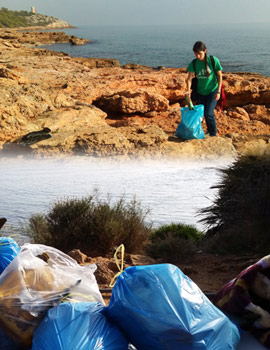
[215,91,221,101]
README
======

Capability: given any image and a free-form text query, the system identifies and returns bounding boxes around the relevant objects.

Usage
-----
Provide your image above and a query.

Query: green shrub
[147,223,203,263]
[26,194,152,255]
[28,214,51,245]
[199,155,270,254]
[0,8,57,28]
[0,8,32,28]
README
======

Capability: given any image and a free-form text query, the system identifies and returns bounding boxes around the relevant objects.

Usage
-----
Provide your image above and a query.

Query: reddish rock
[243,104,270,125]
[0,29,270,158]
[223,73,270,107]
[73,57,120,68]
[68,249,91,264]
[226,107,250,121]
[94,90,170,114]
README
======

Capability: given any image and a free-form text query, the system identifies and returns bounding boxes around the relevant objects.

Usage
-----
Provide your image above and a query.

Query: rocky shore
[0,29,270,159]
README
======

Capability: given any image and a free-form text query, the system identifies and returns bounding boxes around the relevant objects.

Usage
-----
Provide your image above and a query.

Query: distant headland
[0,7,72,29]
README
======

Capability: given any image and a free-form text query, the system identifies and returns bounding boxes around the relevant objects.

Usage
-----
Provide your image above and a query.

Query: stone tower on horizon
[31,6,36,14]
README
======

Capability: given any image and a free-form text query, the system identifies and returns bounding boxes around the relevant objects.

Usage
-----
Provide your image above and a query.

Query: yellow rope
[109,244,125,288]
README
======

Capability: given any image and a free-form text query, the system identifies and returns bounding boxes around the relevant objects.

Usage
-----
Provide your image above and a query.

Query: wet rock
[69,37,89,45]
[0,218,7,230]
[122,63,152,70]
[72,57,120,68]
[20,127,52,145]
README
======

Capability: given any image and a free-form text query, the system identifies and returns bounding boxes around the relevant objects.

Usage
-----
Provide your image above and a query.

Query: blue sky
[3,0,270,26]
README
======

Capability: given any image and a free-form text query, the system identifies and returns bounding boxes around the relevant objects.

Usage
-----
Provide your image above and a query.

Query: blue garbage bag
[107,264,240,350]
[0,237,20,275]
[0,327,20,350]
[32,302,129,350]
[175,104,205,140]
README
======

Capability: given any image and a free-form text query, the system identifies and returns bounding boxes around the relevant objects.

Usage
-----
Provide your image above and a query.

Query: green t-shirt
[187,55,222,96]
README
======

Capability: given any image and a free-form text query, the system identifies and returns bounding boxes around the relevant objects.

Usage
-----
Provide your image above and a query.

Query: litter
[214,254,270,348]
[107,263,240,350]
[32,301,129,350]
[0,326,20,350]
[0,243,104,348]
[0,239,264,349]
[0,236,20,275]
[175,104,205,140]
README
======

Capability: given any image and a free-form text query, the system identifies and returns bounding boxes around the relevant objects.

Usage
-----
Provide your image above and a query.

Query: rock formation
[0,29,269,159]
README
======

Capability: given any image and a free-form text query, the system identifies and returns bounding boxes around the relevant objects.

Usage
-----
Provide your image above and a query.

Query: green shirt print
[187,55,223,96]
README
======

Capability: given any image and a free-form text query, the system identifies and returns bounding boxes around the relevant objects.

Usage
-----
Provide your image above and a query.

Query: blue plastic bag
[107,264,240,350]
[0,237,20,275]
[175,104,205,140]
[0,327,20,350]
[32,302,129,350]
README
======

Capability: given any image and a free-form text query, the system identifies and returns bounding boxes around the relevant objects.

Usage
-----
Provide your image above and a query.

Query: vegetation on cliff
[27,194,152,255]
[147,223,203,263]
[27,196,204,262]
[0,7,68,28]
[200,155,270,254]
[0,8,31,27]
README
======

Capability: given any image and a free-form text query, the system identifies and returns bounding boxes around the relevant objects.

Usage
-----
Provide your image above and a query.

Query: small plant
[26,193,152,256]
[147,223,203,263]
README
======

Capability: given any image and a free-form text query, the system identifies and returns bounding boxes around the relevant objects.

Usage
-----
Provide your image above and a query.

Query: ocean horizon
[40,22,270,76]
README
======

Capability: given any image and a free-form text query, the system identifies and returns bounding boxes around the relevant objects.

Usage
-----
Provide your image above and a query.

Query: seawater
[0,157,232,241]
[40,22,270,76]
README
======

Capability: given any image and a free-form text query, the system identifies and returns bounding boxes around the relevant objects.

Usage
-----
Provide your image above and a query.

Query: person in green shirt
[185,41,223,136]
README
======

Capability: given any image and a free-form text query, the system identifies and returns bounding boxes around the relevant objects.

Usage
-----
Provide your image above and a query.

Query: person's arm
[215,70,222,101]
[185,71,194,96]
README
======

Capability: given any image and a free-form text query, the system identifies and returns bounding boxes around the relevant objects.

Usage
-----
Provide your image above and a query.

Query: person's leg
[198,90,218,136]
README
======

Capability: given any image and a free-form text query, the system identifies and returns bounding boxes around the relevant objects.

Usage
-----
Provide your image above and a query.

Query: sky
[3,0,270,27]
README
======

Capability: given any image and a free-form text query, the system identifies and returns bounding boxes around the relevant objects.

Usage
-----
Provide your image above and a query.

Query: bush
[199,155,270,253]
[147,223,203,263]
[0,8,32,27]
[26,194,152,256]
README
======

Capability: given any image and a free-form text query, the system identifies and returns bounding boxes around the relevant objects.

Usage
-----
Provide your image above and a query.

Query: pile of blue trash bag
[0,237,241,349]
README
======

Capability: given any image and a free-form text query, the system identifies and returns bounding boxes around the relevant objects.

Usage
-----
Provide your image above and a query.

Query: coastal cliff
[0,8,72,29]
[0,29,269,159]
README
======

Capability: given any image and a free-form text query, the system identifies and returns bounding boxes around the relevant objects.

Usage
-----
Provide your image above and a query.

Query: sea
[39,22,270,76]
[0,157,232,243]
